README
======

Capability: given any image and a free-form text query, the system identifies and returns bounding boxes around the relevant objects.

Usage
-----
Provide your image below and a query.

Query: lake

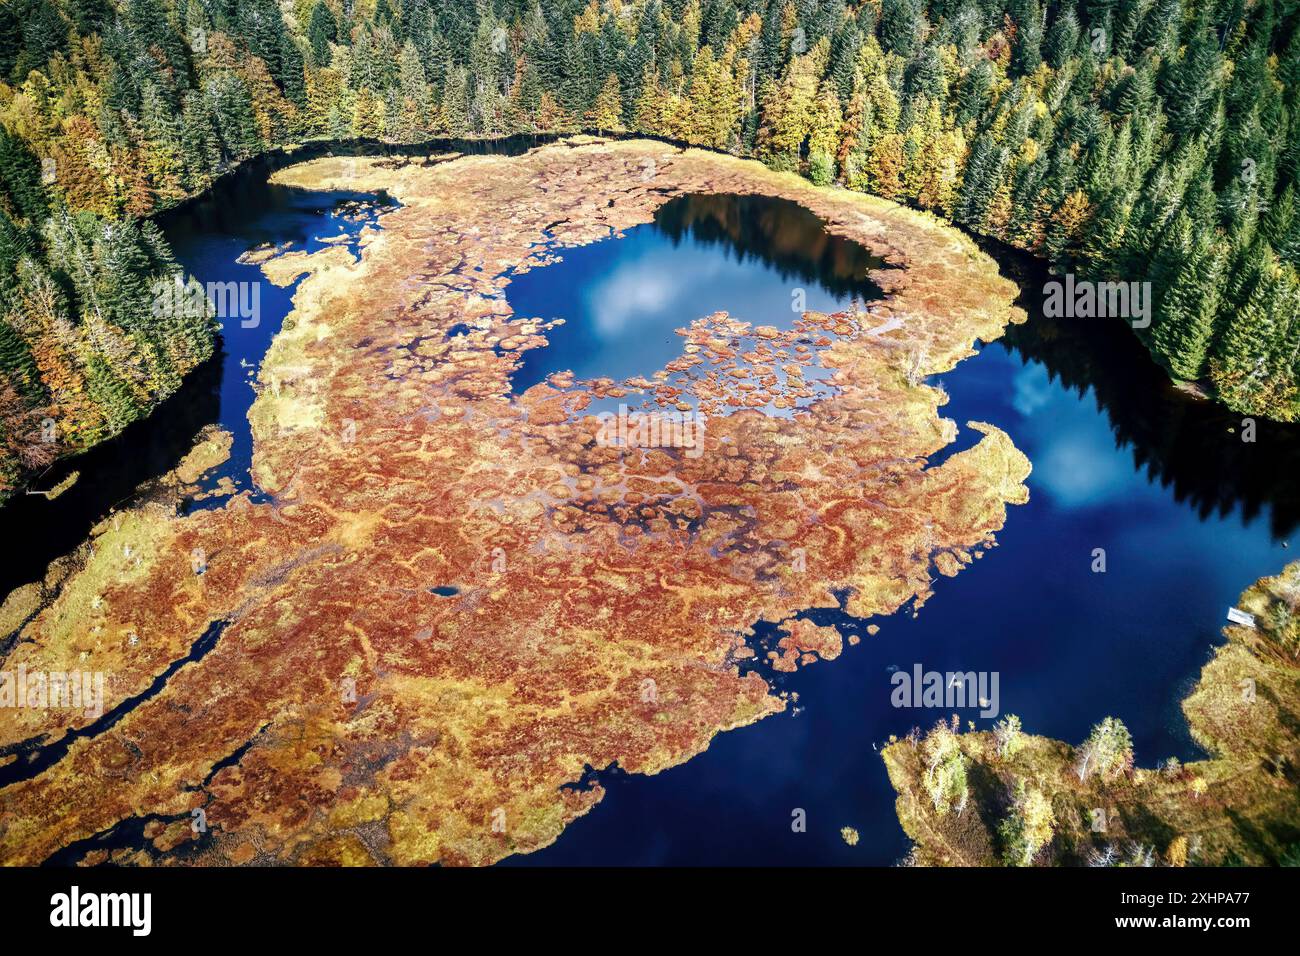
[4,147,1295,865]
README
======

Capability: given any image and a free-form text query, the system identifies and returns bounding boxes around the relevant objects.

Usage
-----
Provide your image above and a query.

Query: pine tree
[1162,27,1223,141]
[439,67,471,136]
[205,74,263,161]
[1046,189,1095,264]
[1210,248,1300,419]
[0,127,48,223]
[0,318,42,398]
[1045,9,1082,69]
[587,74,625,134]
[880,0,922,58]
[1149,224,1224,381]
[179,93,222,191]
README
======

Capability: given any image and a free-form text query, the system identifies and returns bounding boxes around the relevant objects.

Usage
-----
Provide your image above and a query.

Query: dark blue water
[496,197,1293,866]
